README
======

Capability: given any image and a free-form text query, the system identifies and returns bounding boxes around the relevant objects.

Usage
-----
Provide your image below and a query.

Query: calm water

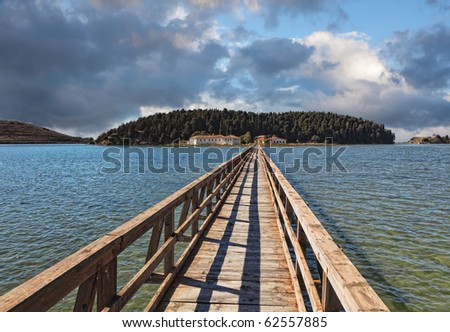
[0,144,449,311]
[270,144,450,311]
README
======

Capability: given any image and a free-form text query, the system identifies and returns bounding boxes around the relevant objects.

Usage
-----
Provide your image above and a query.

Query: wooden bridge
[0,146,389,312]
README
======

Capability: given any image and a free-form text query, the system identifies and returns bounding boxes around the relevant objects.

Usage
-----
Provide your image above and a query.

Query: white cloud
[164,5,188,25]
[276,85,300,93]
[185,92,259,112]
[244,0,261,13]
[298,31,391,85]
[389,125,450,142]
[172,20,220,51]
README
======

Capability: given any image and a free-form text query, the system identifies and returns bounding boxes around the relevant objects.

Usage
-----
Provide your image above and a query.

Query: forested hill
[96,109,395,145]
[0,120,92,144]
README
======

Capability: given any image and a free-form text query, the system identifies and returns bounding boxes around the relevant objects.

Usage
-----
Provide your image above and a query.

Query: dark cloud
[209,37,313,106]
[259,0,350,29]
[0,0,448,139]
[0,0,227,135]
[231,38,314,76]
[387,25,450,90]
[424,0,450,10]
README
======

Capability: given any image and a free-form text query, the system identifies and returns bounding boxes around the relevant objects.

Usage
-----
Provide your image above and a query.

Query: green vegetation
[241,131,252,144]
[96,109,395,145]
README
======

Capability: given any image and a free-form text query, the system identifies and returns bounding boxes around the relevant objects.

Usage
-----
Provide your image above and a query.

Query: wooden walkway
[158,151,299,311]
[0,145,389,312]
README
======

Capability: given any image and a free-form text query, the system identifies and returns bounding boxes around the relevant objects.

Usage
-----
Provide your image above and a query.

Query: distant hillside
[97,109,395,145]
[0,120,92,144]
[408,135,450,144]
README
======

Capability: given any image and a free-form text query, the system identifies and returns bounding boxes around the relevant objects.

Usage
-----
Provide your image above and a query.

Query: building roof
[268,135,286,140]
[190,134,239,139]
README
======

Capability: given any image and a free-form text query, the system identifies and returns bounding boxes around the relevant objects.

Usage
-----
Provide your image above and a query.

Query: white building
[267,135,287,145]
[189,134,241,146]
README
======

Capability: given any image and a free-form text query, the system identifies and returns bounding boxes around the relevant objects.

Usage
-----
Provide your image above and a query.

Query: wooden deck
[157,151,300,312]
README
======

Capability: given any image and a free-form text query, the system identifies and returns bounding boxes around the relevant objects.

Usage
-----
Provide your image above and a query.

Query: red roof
[268,136,286,141]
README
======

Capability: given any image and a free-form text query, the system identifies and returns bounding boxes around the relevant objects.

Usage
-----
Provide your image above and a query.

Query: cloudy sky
[0,0,449,141]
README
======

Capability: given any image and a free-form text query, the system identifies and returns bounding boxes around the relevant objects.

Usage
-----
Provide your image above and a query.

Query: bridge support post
[321,273,341,311]
[164,211,175,274]
[97,257,117,311]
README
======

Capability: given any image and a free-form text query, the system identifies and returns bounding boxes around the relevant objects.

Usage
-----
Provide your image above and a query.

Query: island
[407,134,450,144]
[96,109,395,145]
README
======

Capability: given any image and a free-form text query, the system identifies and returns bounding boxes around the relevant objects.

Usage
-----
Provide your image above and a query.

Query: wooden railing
[259,146,389,312]
[0,147,254,312]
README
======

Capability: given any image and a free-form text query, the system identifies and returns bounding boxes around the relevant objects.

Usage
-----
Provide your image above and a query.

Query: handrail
[259,146,389,312]
[0,146,254,312]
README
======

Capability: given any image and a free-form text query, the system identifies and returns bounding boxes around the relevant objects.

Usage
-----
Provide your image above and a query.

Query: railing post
[146,220,164,262]
[191,189,199,237]
[321,272,341,311]
[206,178,214,214]
[97,257,117,311]
[297,219,308,254]
[164,210,175,274]
[215,172,222,200]
[178,193,192,228]
[74,274,97,312]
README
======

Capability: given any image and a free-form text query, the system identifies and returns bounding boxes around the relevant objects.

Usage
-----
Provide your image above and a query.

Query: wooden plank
[163,286,296,307]
[158,302,297,312]
[171,278,296,294]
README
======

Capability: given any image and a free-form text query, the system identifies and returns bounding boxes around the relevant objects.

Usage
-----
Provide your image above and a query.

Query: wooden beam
[178,194,192,227]
[164,211,175,274]
[146,220,164,262]
[74,273,97,312]
[97,258,117,311]
[322,273,341,312]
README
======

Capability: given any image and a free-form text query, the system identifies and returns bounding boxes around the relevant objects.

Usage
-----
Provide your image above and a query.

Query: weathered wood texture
[156,152,301,312]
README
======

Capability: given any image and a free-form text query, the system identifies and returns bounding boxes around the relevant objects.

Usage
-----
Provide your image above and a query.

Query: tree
[310,135,320,143]
[241,131,252,144]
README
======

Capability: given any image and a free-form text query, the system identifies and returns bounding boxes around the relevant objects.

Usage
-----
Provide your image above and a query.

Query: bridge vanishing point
[0,146,389,312]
